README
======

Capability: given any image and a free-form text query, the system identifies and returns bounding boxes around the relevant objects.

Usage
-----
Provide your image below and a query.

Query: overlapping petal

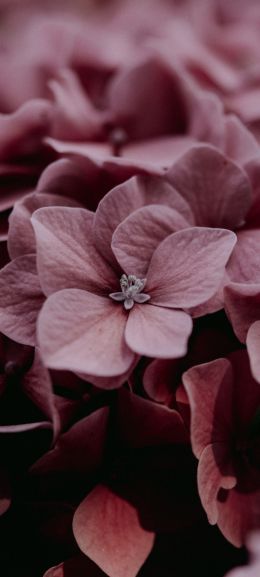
[37,289,135,378]
[146,227,236,308]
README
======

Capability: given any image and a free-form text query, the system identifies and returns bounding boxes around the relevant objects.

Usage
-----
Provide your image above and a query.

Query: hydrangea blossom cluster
[1,1,260,576]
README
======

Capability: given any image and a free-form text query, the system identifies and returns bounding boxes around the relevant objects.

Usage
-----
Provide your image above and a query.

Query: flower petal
[73,484,155,577]
[112,204,189,276]
[224,282,260,342]
[0,254,44,345]
[37,289,135,378]
[32,206,117,296]
[247,321,260,384]
[167,144,252,228]
[146,227,236,308]
[8,191,79,260]
[182,358,234,457]
[125,304,192,359]
[94,174,193,267]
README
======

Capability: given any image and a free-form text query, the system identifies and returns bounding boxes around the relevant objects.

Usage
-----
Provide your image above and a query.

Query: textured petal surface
[0,254,44,345]
[32,206,117,296]
[198,443,236,524]
[94,175,193,266]
[112,204,189,276]
[125,304,192,359]
[182,358,234,457]
[37,289,135,377]
[146,227,236,308]
[73,484,155,577]
[224,283,260,342]
[167,144,252,228]
[8,191,79,260]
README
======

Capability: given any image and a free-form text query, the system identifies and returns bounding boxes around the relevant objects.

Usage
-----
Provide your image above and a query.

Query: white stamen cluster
[109,274,151,310]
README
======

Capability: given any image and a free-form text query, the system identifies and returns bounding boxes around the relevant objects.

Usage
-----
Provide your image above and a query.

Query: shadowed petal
[73,484,155,577]
[247,321,260,383]
[37,289,135,378]
[112,204,189,276]
[198,443,236,525]
[182,358,234,457]
[125,304,192,359]
[0,254,44,345]
[147,227,236,308]
[224,283,260,342]
[167,144,252,228]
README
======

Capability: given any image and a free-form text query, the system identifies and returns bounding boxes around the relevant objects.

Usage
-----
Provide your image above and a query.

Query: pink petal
[0,99,52,160]
[125,304,192,359]
[247,321,260,383]
[31,407,109,476]
[143,358,180,404]
[73,484,155,577]
[122,135,195,168]
[32,206,117,296]
[224,115,259,165]
[217,488,260,548]
[0,254,44,345]
[146,227,236,308]
[198,443,236,525]
[167,144,252,228]
[37,289,135,377]
[49,68,104,140]
[227,229,260,284]
[224,283,260,342]
[94,175,193,267]
[229,350,260,428]
[8,192,79,260]
[117,388,187,446]
[112,204,189,276]
[182,358,234,457]
[43,555,107,577]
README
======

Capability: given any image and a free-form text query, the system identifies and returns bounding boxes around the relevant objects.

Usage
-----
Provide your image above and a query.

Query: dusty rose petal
[49,68,104,140]
[182,358,234,457]
[73,484,155,577]
[198,443,236,525]
[146,227,236,308]
[112,204,189,276]
[107,56,186,140]
[125,304,192,359]
[224,115,259,165]
[229,350,260,428]
[227,229,260,284]
[37,289,135,378]
[122,135,195,168]
[247,321,260,383]
[117,388,187,446]
[94,175,193,266]
[167,144,252,228]
[143,358,180,404]
[0,98,52,159]
[43,555,107,577]
[8,192,79,259]
[217,488,260,548]
[224,283,260,342]
[31,407,109,475]
[0,254,44,345]
[32,206,117,296]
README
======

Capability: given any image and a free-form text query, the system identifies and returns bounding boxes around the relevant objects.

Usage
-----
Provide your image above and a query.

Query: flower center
[109,274,151,310]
